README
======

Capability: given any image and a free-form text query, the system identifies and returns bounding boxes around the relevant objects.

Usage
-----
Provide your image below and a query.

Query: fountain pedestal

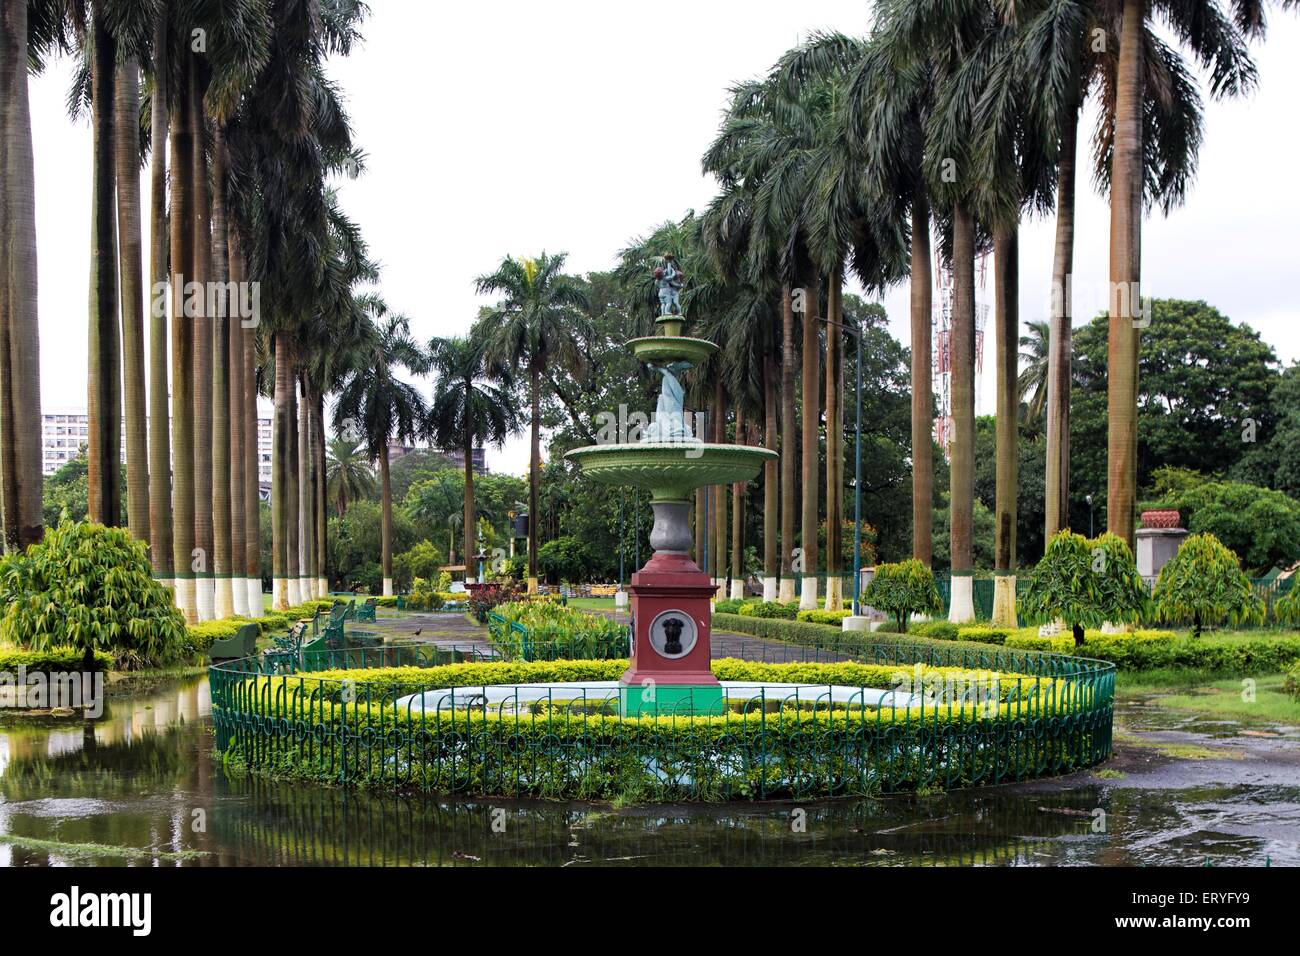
[620,549,723,716]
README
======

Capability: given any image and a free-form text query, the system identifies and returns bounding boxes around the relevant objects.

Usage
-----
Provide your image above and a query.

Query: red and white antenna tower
[932,249,988,457]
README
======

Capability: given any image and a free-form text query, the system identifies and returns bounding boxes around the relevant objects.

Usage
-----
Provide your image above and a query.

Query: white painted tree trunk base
[173,579,197,624]
[231,580,249,617]
[799,577,818,610]
[216,579,235,619]
[317,577,328,600]
[274,578,289,611]
[614,590,629,610]
[286,578,301,608]
[842,616,871,632]
[247,579,264,617]
[762,576,777,602]
[777,579,796,603]
[991,575,1018,627]
[823,576,843,611]
[383,577,394,597]
[196,578,216,622]
[729,580,744,600]
[947,576,975,624]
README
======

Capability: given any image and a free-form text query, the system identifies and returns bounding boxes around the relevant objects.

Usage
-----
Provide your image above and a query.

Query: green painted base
[619,683,725,717]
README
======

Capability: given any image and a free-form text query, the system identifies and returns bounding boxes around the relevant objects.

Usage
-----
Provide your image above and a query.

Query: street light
[821,315,864,616]
[1085,494,1094,537]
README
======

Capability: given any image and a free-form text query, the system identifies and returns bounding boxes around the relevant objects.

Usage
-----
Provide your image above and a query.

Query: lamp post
[1086,494,1094,537]
[820,316,864,615]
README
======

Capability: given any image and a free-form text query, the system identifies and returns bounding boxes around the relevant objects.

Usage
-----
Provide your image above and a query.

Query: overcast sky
[29,1,1300,476]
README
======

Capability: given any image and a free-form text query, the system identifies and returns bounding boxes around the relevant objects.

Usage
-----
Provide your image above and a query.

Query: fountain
[565,256,776,716]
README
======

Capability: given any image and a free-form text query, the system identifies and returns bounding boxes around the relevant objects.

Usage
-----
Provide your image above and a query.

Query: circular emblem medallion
[647,609,698,660]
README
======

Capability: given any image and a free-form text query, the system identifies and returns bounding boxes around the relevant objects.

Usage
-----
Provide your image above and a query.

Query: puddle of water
[0,677,1294,866]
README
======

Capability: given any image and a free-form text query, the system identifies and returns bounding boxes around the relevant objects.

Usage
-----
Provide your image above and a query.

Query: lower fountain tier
[564,441,777,503]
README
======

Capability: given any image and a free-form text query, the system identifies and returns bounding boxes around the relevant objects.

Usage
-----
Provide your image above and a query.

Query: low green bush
[797,608,852,625]
[910,621,960,641]
[737,600,798,620]
[955,626,1015,646]
[1285,661,1300,701]
[187,619,248,651]
[0,647,114,673]
[1006,635,1075,654]
[714,598,746,614]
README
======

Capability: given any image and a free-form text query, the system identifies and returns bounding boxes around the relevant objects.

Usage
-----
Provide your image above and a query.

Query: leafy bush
[861,560,942,632]
[1005,634,1075,654]
[1285,661,1300,702]
[393,540,445,592]
[1152,533,1262,637]
[1019,531,1149,645]
[0,519,188,669]
[1274,583,1300,628]
[797,608,852,625]
[489,600,627,658]
[714,598,747,614]
[955,626,1015,646]
[909,621,959,641]
[0,647,113,673]
[536,536,594,583]
[737,600,798,620]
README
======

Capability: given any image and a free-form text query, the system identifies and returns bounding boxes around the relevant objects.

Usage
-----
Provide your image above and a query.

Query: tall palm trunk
[730,408,746,600]
[463,397,477,584]
[169,55,196,622]
[313,390,327,597]
[243,277,261,615]
[711,378,727,596]
[146,15,172,584]
[190,63,214,620]
[115,55,149,542]
[762,349,778,600]
[799,277,820,609]
[228,226,247,615]
[992,221,1019,627]
[296,373,311,603]
[1107,0,1144,549]
[910,192,934,565]
[1045,90,1078,543]
[778,285,797,602]
[0,0,44,551]
[948,203,977,624]
[285,369,300,606]
[824,268,843,610]
[271,334,291,610]
[87,13,121,527]
[379,442,394,596]
[210,129,233,618]
[527,363,540,592]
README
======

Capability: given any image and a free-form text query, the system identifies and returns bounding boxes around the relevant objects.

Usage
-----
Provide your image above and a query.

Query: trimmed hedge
[737,600,799,620]
[0,647,114,673]
[797,609,853,625]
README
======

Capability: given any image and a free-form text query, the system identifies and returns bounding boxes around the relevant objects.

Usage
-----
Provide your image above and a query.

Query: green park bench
[209,622,259,661]
[355,597,377,622]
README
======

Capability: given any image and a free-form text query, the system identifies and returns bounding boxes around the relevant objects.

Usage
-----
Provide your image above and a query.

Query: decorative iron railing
[210,639,1115,801]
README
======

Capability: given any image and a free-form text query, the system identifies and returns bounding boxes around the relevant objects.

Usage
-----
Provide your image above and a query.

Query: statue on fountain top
[641,361,693,442]
[654,254,684,316]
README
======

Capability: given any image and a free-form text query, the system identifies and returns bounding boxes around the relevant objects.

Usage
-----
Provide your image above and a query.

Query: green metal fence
[211,638,1114,801]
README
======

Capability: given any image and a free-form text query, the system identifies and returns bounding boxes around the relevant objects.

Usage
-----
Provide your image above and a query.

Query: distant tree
[1019,531,1149,646]
[1153,533,1262,638]
[325,438,375,517]
[861,560,943,634]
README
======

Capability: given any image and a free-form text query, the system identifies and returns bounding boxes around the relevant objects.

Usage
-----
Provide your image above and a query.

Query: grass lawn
[1119,671,1300,725]
[566,597,617,612]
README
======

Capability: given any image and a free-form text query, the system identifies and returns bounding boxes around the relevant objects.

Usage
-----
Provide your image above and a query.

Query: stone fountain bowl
[565,442,776,502]
[626,336,717,366]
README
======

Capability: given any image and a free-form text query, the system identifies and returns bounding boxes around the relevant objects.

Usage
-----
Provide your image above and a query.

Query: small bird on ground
[414,628,423,636]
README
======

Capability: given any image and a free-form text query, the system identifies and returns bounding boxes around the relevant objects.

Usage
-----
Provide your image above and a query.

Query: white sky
[29,1,1300,476]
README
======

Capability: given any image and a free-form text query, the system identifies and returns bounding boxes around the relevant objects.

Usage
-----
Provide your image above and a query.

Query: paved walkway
[360,607,853,664]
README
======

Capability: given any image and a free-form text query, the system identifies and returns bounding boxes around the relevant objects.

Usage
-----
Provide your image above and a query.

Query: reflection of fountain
[566,275,776,716]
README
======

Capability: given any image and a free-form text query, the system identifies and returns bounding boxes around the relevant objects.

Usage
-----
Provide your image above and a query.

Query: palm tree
[1104,0,1268,547]
[426,333,520,583]
[114,34,149,544]
[146,8,172,590]
[1018,319,1050,425]
[0,0,46,551]
[334,300,427,597]
[86,4,122,528]
[325,438,374,517]
[477,252,591,593]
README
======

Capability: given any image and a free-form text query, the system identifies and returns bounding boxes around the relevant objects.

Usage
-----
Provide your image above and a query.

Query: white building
[42,407,274,484]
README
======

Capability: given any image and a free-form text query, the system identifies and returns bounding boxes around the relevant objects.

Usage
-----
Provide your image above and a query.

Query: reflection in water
[0,677,1293,866]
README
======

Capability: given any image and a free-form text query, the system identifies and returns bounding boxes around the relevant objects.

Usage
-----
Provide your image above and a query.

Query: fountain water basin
[395,681,921,714]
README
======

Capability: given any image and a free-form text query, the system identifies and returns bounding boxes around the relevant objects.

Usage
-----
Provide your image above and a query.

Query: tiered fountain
[566,257,776,716]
